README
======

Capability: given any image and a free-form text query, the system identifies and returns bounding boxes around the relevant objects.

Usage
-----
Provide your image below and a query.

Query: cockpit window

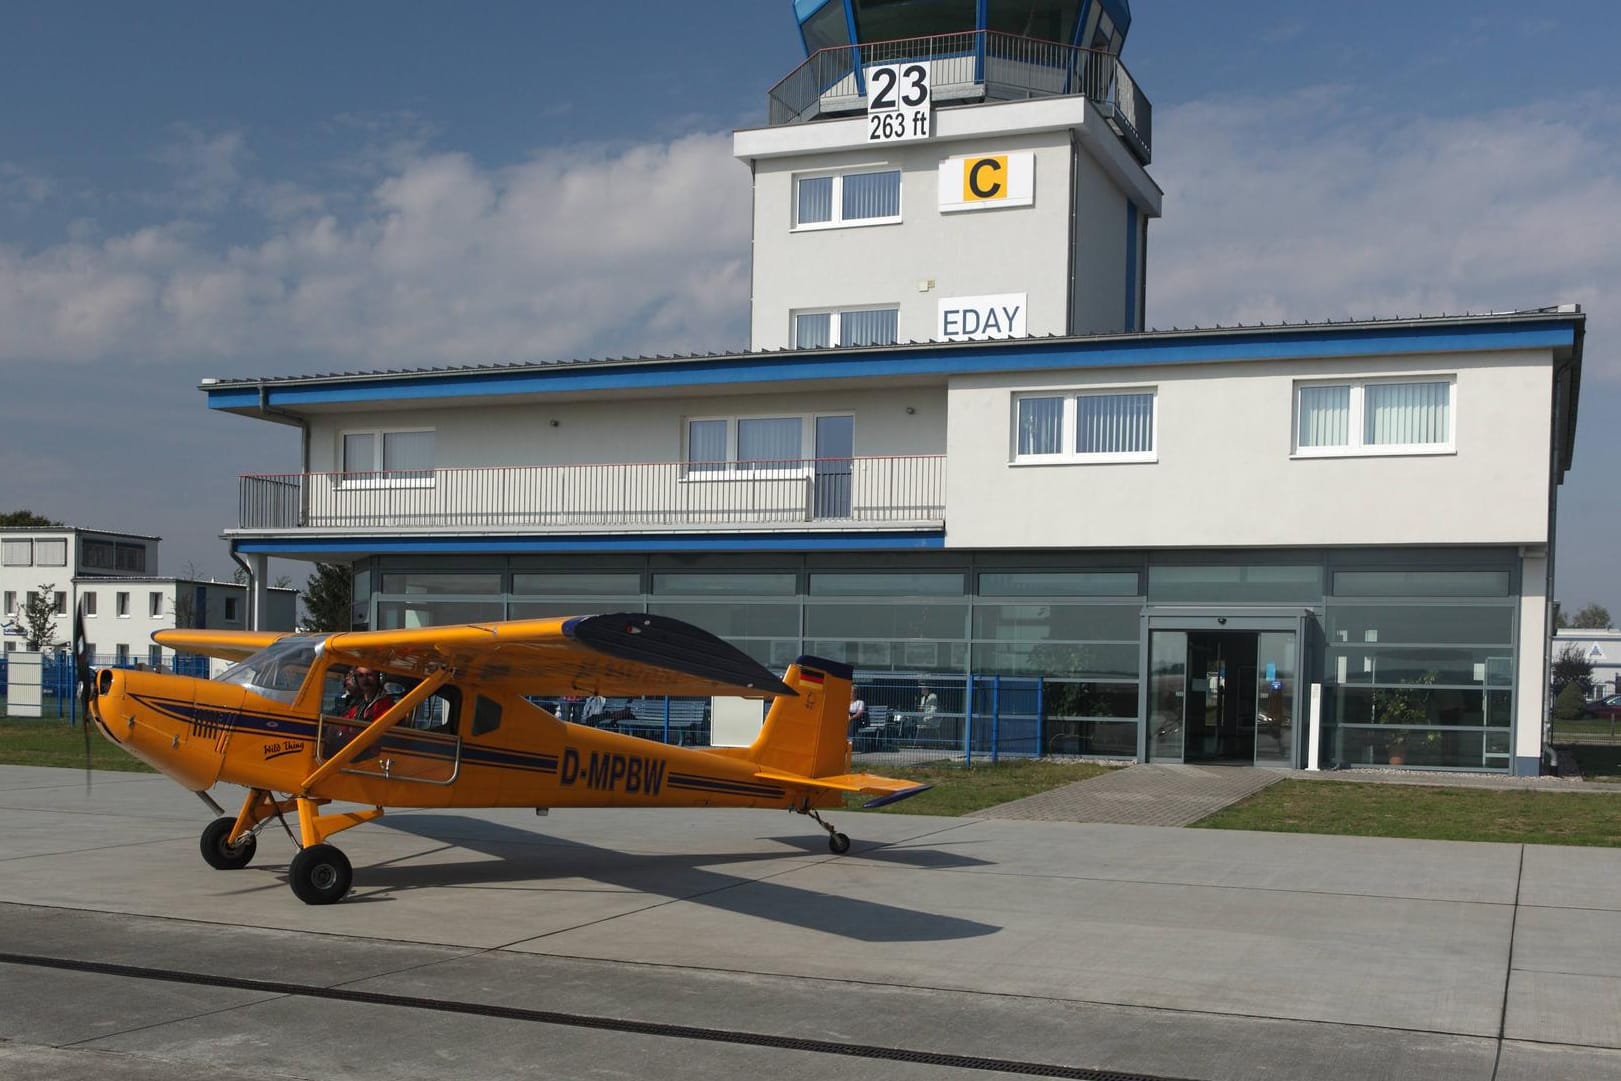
[216,636,322,705]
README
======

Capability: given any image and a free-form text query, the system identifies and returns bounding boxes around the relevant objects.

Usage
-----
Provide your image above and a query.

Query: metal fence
[767,30,1151,162]
[238,456,946,532]
[1,653,210,723]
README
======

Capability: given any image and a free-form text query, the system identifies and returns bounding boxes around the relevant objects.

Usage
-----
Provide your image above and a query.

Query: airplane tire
[200,816,257,870]
[289,844,353,905]
[828,832,851,855]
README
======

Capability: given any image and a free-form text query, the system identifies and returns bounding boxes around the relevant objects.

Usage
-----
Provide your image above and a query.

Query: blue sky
[1,1,1618,613]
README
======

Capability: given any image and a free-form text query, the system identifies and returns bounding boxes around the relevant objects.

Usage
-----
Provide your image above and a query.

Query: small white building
[1,526,295,664]
[1552,629,1621,698]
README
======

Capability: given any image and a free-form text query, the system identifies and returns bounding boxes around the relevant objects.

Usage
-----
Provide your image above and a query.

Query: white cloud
[1149,91,1621,377]
[0,129,752,368]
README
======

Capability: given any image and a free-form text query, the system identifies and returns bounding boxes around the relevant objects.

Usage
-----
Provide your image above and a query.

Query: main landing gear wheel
[288,844,353,905]
[200,816,257,870]
[828,831,851,855]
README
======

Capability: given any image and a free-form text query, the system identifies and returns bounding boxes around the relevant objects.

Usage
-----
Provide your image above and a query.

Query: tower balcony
[767,30,1151,164]
[233,456,946,535]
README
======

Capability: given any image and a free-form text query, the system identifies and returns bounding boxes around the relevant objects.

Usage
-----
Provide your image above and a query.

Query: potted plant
[1373,670,1438,767]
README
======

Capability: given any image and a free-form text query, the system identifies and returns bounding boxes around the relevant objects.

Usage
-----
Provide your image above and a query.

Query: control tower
[736,0,1160,350]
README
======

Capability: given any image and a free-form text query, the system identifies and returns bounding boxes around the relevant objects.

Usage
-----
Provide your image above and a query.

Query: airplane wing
[319,613,794,699]
[752,767,933,809]
[150,628,290,663]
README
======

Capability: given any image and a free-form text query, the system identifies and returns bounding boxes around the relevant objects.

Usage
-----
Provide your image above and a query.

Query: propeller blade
[73,600,94,791]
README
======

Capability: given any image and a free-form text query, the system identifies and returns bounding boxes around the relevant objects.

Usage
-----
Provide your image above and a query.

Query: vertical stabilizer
[747,656,853,779]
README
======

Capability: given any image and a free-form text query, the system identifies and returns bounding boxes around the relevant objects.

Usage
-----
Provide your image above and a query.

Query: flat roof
[0,526,162,542]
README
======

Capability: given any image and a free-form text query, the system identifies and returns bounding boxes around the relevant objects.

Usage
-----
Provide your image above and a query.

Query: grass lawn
[1195,779,1621,847]
[848,759,1115,816]
[0,716,154,773]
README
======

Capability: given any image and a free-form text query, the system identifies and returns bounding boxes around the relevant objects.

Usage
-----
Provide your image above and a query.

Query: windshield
[216,636,324,705]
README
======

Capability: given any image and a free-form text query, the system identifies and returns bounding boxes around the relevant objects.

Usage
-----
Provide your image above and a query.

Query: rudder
[746,656,852,780]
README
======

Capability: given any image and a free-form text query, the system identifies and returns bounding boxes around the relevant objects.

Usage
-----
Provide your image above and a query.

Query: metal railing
[767,30,1151,163]
[236,455,946,532]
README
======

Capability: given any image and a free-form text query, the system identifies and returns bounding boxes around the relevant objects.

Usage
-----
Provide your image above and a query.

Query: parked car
[1585,694,1621,721]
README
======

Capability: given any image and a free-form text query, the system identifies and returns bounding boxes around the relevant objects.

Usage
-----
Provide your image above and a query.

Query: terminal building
[206,1,1585,776]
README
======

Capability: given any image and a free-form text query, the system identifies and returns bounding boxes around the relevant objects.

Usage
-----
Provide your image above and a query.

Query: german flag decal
[799,668,825,685]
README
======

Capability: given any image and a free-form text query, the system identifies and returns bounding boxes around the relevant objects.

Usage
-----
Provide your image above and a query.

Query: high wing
[319,613,795,699]
[151,628,290,663]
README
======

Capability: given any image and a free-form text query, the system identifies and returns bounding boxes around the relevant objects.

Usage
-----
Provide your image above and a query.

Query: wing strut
[298,670,452,794]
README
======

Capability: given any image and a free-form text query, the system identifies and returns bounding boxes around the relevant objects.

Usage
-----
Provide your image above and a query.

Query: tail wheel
[828,832,851,855]
[200,816,257,870]
[289,844,353,905]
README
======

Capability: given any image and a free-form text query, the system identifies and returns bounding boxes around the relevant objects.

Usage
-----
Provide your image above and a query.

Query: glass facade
[349,548,1526,771]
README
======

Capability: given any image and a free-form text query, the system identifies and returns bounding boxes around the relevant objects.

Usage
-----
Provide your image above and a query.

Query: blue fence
[0,653,212,723]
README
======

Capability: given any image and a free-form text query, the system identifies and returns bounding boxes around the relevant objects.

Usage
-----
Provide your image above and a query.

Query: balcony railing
[767,30,1151,163]
[236,456,946,533]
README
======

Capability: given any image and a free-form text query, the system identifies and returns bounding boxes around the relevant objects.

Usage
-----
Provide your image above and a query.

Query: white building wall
[944,348,1555,549]
[1070,146,1131,336]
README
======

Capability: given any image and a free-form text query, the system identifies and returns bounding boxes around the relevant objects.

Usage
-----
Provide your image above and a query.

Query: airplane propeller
[73,601,95,788]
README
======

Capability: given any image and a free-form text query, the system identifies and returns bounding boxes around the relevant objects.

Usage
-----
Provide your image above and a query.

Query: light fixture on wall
[905,406,916,415]
[548,419,560,428]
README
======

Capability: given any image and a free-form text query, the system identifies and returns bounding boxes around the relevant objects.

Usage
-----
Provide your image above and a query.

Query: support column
[245,552,269,631]
[1515,550,1550,776]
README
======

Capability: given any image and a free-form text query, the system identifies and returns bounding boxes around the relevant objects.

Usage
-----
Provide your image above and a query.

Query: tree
[300,563,352,632]
[1551,645,1595,695]
[1553,681,1590,722]
[0,510,63,527]
[272,575,294,589]
[1571,603,1613,630]
[20,584,59,651]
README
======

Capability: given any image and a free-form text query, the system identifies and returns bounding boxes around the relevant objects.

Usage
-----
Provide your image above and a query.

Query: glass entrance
[1254,631,1297,767]
[1147,628,1299,767]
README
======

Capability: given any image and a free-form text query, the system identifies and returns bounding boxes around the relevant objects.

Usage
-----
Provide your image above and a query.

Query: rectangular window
[2,591,13,614]
[1294,379,1454,456]
[792,307,899,349]
[224,597,240,622]
[54,592,66,615]
[653,572,797,596]
[1013,390,1157,463]
[36,540,66,566]
[150,591,163,616]
[84,592,97,616]
[684,416,813,476]
[148,644,162,668]
[2,540,31,566]
[341,428,436,483]
[116,644,130,664]
[116,592,130,617]
[978,571,1141,597]
[793,169,901,229]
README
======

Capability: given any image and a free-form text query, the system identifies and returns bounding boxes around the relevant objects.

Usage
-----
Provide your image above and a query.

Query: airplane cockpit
[214,636,325,705]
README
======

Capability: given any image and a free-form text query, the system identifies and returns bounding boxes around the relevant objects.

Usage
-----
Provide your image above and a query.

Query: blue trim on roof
[206,321,1581,413]
[232,531,946,556]
[793,0,830,22]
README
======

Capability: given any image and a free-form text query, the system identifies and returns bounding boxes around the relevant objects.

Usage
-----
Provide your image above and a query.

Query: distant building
[1552,629,1621,697]
[1,526,295,664]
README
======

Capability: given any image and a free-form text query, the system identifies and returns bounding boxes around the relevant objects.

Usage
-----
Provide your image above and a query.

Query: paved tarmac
[3,764,1621,1080]
[973,764,1284,825]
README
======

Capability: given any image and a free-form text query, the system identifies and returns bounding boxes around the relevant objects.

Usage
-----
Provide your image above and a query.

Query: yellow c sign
[962,156,1008,202]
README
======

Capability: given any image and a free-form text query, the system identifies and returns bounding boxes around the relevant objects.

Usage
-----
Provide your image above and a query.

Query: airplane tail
[739,656,932,809]
[746,655,854,780]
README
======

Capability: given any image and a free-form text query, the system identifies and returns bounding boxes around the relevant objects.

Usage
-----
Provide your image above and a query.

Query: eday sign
[938,293,1027,341]
[937,152,1034,212]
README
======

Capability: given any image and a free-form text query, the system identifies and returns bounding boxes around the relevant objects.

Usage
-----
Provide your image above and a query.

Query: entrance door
[1148,631,1187,762]
[813,415,853,519]
[1183,632,1258,764]
[1254,631,1297,767]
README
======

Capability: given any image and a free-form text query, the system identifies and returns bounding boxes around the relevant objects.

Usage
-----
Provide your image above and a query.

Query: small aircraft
[76,611,929,904]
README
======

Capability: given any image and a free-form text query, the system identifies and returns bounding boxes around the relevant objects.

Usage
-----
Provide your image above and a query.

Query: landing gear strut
[797,802,851,855]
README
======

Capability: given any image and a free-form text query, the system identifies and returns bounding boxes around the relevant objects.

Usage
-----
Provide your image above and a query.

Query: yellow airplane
[78,612,929,904]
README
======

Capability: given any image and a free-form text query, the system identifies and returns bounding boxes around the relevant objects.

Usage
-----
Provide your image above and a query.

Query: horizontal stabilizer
[753,768,933,808]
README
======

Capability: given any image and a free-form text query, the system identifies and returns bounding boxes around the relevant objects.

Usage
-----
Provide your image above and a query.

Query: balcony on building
[234,455,946,535]
[771,0,1151,163]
